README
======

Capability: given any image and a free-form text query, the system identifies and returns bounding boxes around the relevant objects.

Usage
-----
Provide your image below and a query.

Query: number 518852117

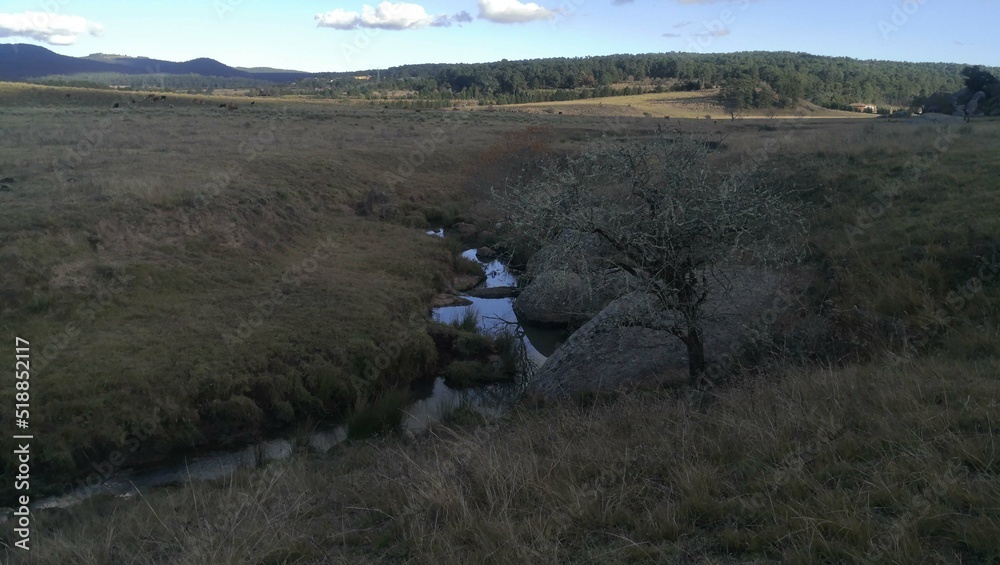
[15,337,30,425]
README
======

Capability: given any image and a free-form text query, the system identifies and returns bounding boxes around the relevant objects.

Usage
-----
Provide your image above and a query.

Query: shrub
[346,389,410,439]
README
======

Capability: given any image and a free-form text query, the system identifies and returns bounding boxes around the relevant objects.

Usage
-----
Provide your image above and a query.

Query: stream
[26,237,565,512]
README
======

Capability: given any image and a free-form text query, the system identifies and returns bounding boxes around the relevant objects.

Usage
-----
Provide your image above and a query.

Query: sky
[0,0,997,73]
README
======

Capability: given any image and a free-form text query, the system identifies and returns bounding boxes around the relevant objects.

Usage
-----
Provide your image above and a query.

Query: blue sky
[1,1,997,72]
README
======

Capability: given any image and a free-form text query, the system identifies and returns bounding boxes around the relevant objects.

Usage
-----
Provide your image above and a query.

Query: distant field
[493,89,876,119]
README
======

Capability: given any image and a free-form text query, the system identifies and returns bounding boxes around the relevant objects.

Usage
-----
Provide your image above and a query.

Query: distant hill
[236,66,307,74]
[0,44,313,84]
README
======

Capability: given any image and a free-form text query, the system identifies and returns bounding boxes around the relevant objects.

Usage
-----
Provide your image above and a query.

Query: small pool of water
[433,249,564,362]
[24,239,565,513]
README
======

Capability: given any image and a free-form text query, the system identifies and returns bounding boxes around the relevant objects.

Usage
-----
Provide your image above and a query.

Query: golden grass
[18,359,999,563]
[498,89,876,120]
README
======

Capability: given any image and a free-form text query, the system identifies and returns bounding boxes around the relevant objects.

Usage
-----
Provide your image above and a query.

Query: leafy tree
[493,134,802,384]
[720,75,755,120]
[961,66,998,92]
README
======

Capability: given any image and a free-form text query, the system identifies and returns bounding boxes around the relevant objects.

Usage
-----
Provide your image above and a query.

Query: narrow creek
[29,235,565,511]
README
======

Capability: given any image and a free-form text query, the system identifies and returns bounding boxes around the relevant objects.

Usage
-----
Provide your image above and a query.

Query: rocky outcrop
[966,91,987,115]
[514,230,625,327]
[515,270,584,326]
[527,268,790,399]
[922,91,956,115]
[924,80,999,118]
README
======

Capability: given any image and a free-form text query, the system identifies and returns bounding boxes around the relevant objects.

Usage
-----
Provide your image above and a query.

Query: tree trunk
[682,327,706,386]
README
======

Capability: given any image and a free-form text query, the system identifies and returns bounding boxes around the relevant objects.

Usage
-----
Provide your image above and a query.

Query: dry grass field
[489,89,876,119]
[1,81,999,563]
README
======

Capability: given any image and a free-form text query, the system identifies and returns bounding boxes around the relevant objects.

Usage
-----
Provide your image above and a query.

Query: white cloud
[316,2,436,30]
[315,8,361,30]
[0,11,103,46]
[477,0,554,23]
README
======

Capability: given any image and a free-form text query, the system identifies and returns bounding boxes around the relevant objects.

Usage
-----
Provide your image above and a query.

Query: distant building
[849,103,878,113]
[354,75,372,81]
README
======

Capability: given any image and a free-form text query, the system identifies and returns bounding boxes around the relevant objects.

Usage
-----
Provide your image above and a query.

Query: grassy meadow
[1,82,999,562]
[490,89,876,119]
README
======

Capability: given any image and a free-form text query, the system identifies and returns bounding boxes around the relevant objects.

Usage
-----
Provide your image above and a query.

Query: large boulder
[515,230,624,327]
[514,270,589,327]
[527,268,789,399]
[966,91,987,116]
[952,87,972,106]
[923,91,956,115]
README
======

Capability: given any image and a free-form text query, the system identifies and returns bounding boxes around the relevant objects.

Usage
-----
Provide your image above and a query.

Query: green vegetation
[302,52,995,109]
[962,65,998,92]
[1,79,999,563]
[449,306,480,333]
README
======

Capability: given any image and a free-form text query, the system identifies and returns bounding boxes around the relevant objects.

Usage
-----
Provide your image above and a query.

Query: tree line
[310,52,993,108]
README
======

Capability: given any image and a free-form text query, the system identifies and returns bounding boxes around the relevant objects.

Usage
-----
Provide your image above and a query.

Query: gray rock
[952,87,971,105]
[516,230,623,327]
[514,270,588,327]
[527,268,788,399]
[966,91,986,115]
[476,246,497,262]
[465,286,518,299]
[923,91,956,115]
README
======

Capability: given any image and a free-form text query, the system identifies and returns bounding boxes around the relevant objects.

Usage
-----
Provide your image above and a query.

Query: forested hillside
[309,52,992,109]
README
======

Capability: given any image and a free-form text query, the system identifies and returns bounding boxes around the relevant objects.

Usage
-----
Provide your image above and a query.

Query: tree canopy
[961,65,998,92]
[493,134,803,383]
